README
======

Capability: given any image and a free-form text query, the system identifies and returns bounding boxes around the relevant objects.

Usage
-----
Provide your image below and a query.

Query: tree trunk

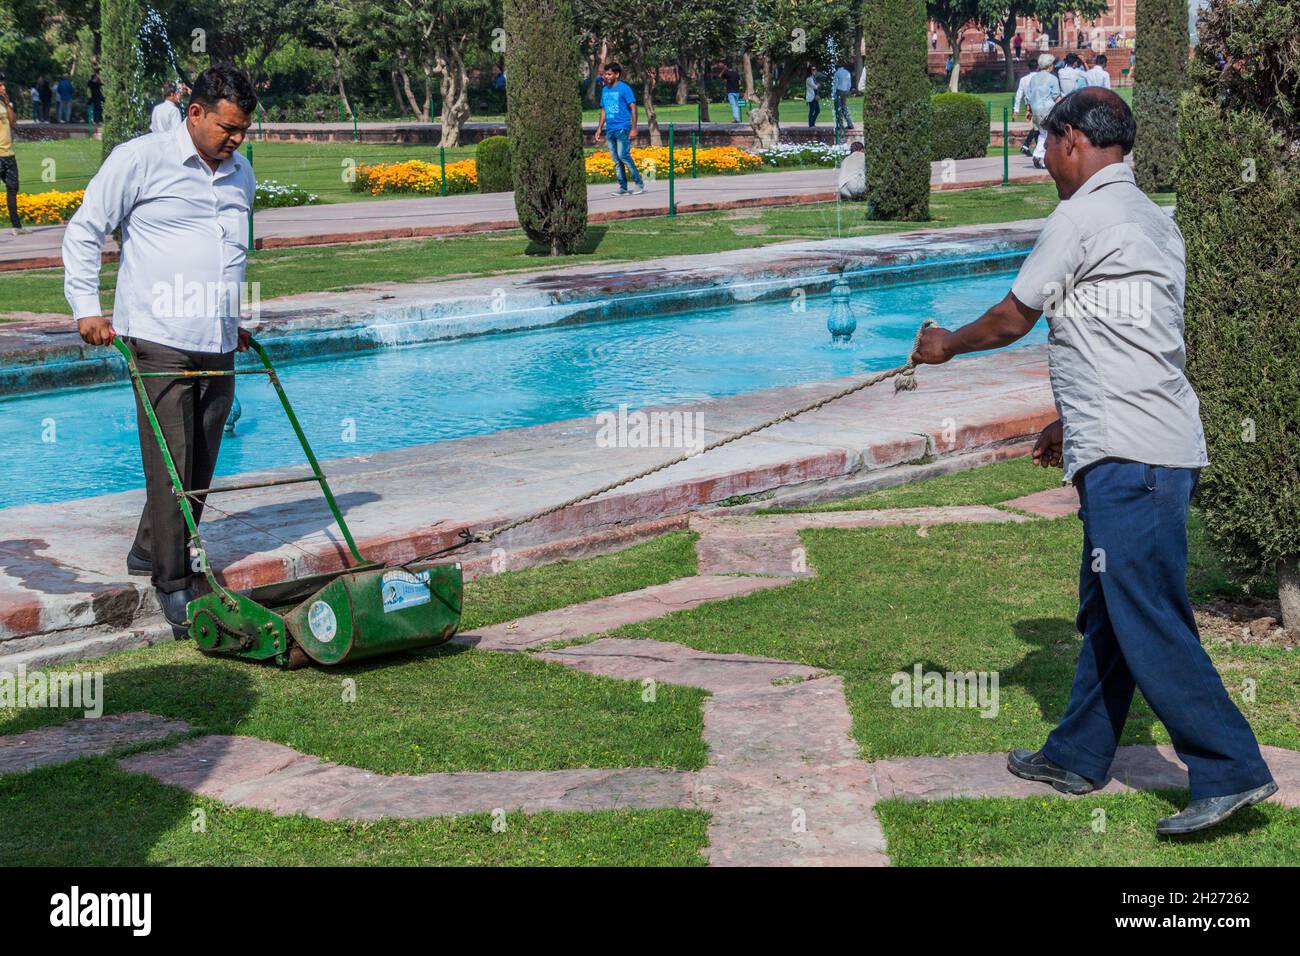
[1280,557,1300,634]
[1000,17,1017,91]
[390,68,405,116]
[395,54,425,121]
[437,45,471,147]
[695,56,710,123]
[642,64,661,146]
[944,28,963,92]
[330,42,353,119]
[748,55,801,147]
[853,25,864,84]
[674,53,690,104]
[741,53,755,99]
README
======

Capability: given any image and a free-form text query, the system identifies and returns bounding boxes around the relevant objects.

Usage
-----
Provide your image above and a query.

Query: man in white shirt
[837,141,866,200]
[1057,53,1087,94]
[911,88,1277,836]
[149,81,184,135]
[63,66,257,636]
[831,63,854,131]
[1084,53,1112,89]
[1012,61,1039,156]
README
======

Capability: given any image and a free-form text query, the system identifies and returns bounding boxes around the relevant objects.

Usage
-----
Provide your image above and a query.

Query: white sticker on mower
[381,569,432,613]
[308,600,337,642]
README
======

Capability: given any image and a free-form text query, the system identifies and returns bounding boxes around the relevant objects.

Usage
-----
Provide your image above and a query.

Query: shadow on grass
[0,662,258,866]
[523,225,608,256]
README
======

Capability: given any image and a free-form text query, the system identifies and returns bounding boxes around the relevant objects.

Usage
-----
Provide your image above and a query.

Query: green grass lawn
[6,182,1172,318]
[0,758,706,866]
[877,789,1297,866]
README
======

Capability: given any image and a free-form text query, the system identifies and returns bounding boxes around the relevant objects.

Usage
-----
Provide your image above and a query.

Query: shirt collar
[173,119,242,179]
[1077,162,1135,196]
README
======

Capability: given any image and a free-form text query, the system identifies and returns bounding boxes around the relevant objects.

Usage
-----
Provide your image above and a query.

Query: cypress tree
[861,0,931,221]
[504,0,588,255]
[99,0,151,160]
[1133,0,1187,192]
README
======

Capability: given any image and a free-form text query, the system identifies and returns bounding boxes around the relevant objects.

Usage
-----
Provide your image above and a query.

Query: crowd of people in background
[18,72,104,124]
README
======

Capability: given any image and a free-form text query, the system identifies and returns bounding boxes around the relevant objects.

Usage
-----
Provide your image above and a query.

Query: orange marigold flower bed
[16,189,84,225]
[351,158,478,196]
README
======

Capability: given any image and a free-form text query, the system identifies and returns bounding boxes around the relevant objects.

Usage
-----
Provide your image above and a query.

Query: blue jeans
[833,91,853,129]
[605,128,642,190]
[727,92,741,122]
[807,98,820,127]
[1042,460,1274,799]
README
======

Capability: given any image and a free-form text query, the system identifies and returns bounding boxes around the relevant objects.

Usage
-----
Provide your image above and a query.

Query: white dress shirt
[833,67,852,93]
[1058,65,1085,94]
[150,99,182,135]
[1084,65,1112,89]
[63,120,255,353]
[1013,72,1033,115]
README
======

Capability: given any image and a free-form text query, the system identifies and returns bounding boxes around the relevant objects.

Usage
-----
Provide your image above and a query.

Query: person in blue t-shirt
[594,62,645,196]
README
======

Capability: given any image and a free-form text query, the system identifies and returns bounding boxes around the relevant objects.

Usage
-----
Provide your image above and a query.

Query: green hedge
[476,135,513,193]
[861,0,931,221]
[930,92,987,161]
[1177,90,1300,600]
[1133,0,1187,192]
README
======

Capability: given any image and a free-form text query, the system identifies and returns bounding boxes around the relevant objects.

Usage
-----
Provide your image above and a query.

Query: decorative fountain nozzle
[826,276,857,344]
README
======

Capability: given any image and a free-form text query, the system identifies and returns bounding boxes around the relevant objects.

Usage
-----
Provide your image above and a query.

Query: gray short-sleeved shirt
[1010,162,1208,480]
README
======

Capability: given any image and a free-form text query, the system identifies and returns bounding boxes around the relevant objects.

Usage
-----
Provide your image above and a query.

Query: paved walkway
[8,485,1294,865]
[0,154,1051,269]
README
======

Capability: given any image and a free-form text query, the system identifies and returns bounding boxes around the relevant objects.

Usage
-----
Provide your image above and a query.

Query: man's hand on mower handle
[1032,419,1064,469]
[77,315,116,346]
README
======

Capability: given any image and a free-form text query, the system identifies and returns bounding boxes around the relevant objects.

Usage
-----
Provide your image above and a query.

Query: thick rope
[403,318,936,564]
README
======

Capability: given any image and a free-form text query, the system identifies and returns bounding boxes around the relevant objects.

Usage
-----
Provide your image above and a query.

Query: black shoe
[1007,748,1097,795]
[1032,157,1045,169]
[127,545,152,577]
[156,587,195,640]
[1156,781,1279,836]
[1019,144,1032,156]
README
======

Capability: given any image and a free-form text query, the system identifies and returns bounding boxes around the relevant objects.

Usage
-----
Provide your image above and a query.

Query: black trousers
[0,156,20,229]
[127,337,234,592]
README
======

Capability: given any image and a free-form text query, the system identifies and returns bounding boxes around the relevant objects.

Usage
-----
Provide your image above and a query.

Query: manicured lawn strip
[876,790,1299,866]
[3,183,1071,316]
[460,529,697,630]
[0,758,707,866]
[763,457,1062,513]
[605,483,1299,759]
[0,532,706,774]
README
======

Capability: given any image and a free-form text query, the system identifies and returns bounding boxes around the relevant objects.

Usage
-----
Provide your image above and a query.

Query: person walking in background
[722,62,741,122]
[832,61,854,131]
[805,65,821,128]
[912,88,1279,837]
[37,76,51,122]
[0,76,27,236]
[62,66,258,637]
[1025,52,1061,168]
[29,82,40,120]
[1058,53,1087,94]
[1085,54,1111,89]
[55,75,73,123]
[1013,32,1023,61]
[593,62,644,197]
[150,82,183,135]
[931,30,938,51]
[88,72,104,124]
[1013,58,1040,156]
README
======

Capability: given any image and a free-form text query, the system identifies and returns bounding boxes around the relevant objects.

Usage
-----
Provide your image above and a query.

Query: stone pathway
[9,485,1296,863]
[0,712,191,776]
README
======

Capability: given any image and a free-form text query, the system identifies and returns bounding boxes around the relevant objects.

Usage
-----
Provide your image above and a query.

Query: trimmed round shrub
[476,136,513,193]
[930,92,987,161]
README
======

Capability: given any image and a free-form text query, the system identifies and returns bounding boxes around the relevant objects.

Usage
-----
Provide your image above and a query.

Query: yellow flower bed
[586,145,760,182]
[352,159,478,196]
[16,189,84,225]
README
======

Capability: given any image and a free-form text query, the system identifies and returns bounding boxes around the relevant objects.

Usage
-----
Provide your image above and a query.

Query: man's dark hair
[605,62,622,75]
[850,141,864,153]
[162,81,177,97]
[1042,87,1136,152]
[190,66,256,115]
[1094,54,1107,67]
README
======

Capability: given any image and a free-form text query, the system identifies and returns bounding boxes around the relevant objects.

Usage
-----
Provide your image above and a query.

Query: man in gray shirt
[912,88,1276,836]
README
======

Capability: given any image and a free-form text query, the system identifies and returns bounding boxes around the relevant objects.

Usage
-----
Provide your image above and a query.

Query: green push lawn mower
[115,336,463,670]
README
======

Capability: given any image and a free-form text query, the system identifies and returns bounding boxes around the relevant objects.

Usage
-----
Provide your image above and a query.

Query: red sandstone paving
[1002,485,1079,518]
[0,712,191,776]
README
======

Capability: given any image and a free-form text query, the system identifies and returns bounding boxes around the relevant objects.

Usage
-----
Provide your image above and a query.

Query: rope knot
[893,365,919,392]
